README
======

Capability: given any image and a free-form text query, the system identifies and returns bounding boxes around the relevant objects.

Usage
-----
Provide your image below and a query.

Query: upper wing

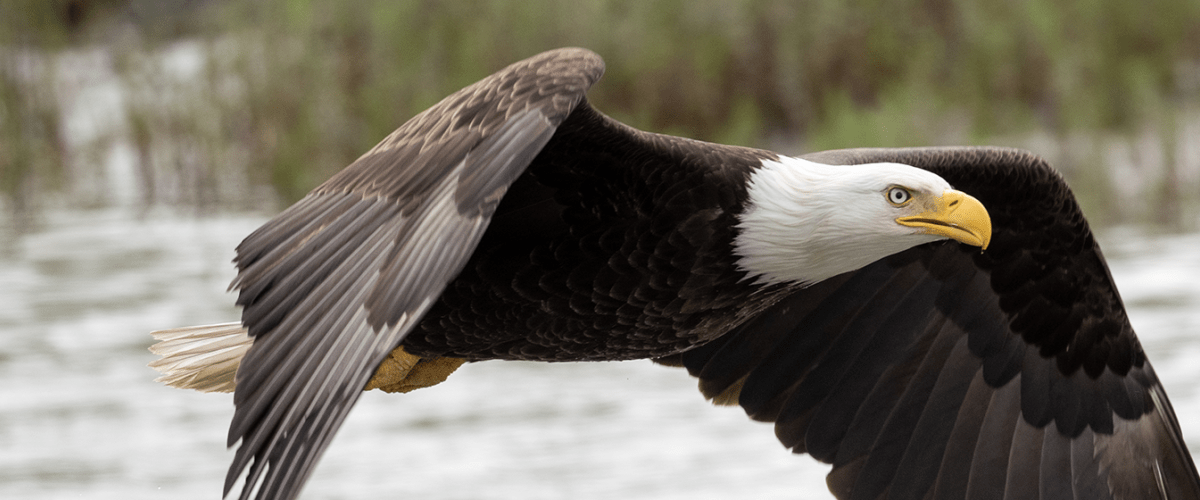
[223,48,604,500]
[662,146,1200,499]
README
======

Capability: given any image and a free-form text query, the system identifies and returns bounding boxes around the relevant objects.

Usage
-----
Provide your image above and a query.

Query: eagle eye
[886,186,912,206]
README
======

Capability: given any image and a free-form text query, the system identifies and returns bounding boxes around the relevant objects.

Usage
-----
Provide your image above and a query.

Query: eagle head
[734,156,991,286]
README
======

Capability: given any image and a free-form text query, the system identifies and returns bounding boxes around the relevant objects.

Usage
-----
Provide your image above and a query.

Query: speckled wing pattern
[664,147,1200,499]
[223,48,604,500]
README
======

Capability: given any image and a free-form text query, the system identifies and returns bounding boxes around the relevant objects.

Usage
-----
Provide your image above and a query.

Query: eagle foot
[364,347,465,393]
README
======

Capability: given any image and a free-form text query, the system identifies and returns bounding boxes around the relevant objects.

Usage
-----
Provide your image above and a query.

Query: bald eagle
[149,48,1200,500]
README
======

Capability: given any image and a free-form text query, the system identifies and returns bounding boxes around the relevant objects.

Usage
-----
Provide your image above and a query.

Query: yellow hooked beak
[896,189,992,250]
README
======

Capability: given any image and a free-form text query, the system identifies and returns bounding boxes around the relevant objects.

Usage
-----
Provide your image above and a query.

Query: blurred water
[0,209,1196,500]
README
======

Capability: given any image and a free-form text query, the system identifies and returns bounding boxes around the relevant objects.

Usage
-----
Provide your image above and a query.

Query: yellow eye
[887,187,912,206]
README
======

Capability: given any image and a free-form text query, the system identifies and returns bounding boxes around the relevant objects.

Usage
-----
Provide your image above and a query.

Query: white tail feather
[148,322,251,393]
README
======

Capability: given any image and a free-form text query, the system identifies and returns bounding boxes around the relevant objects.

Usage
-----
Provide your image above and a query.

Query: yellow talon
[364,347,465,393]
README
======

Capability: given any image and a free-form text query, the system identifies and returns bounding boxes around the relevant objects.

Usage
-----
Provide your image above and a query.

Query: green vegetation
[3,0,1199,225]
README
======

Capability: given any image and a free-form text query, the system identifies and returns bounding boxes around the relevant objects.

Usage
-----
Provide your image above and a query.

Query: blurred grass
[2,0,1199,225]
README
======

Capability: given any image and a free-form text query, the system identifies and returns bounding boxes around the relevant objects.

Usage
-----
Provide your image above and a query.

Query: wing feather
[928,359,992,499]
[665,146,1200,499]
[1038,427,1073,499]
[964,376,1020,499]
[1001,415,1044,500]
[222,48,605,500]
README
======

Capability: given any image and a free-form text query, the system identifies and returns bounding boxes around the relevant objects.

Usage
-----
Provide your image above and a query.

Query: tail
[148,322,250,393]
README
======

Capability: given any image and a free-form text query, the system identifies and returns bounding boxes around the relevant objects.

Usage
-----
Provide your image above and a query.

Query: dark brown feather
[670,146,1200,499]
[400,99,787,361]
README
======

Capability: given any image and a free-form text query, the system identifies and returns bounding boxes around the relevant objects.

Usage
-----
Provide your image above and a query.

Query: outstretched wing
[224,48,604,500]
[663,147,1200,499]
